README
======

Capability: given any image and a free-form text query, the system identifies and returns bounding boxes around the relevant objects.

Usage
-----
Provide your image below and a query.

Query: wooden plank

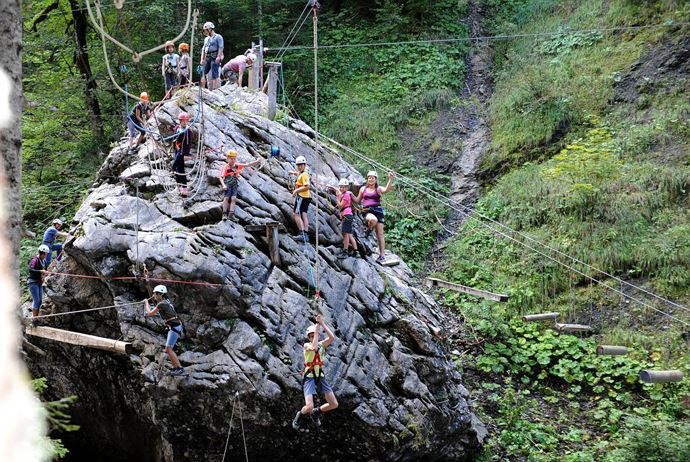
[266,63,280,120]
[26,326,132,355]
[522,312,560,322]
[425,277,509,302]
[380,258,401,267]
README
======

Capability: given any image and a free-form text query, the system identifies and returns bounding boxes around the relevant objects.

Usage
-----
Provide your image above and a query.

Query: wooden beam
[555,323,592,333]
[26,326,132,355]
[266,222,281,266]
[639,370,684,384]
[425,277,509,302]
[522,312,560,322]
[597,345,629,356]
[266,62,281,120]
[380,258,401,267]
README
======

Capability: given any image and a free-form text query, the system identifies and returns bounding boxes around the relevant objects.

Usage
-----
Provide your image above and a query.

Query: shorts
[362,206,385,224]
[224,182,238,197]
[127,118,145,138]
[203,57,220,80]
[223,68,239,84]
[341,214,353,234]
[166,325,183,348]
[29,282,43,310]
[303,376,333,396]
[294,196,311,214]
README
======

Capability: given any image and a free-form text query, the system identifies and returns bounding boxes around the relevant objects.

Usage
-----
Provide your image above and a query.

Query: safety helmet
[245,52,257,63]
[295,156,307,165]
[165,40,175,49]
[178,43,189,52]
[38,244,50,254]
[338,178,349,187]
[178,112,190,122]
[226,150,238,159]
[203,21,215,30]
[367,170,378,179]
[153,285,168,294]
[53,218,63,226]
[306,324,317,337]
[140,92,149,102]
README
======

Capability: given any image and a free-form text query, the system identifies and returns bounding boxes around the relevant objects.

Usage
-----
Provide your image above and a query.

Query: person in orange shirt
[289,156,311,240]
[220,150,262,221]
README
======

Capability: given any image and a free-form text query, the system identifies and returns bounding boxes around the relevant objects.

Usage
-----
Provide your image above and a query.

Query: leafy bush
[604,417,690,462]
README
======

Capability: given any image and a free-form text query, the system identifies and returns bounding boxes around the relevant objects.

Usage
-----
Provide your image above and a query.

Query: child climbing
[292,314,338,430]
[128,92,151,152]
[42,218,70,267]
[220,150,262,221]
[356,170,394,264]
[144,285,185,376]
[162,41,180,94]
[289,156,310,240]
[335,179,358,258]
[178,43,191,86]
[172,112,194,197]
[27,244,49,320]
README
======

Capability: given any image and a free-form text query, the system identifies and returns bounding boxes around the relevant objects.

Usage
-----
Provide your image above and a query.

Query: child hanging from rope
[178,43,191,86]
[220,150,262,221]
[162,41,180,95]
[289,156,310,240]
[334,179,358,258]
[172,112,194,197]
[292,314,338,430]
[144,285,185,376]
[356,170,394,264]
[128,92,151,152]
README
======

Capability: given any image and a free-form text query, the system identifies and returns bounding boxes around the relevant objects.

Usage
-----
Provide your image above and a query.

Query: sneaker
[349,249,357,258]
[311,408,322,427]
[292,411,303,430]
[169,367,185,376]
[376,255,386,264]
[337,248,349,259]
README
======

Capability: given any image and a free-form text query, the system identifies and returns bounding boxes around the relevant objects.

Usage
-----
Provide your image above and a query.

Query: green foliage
[603,417,690,462]
[32,377,79,459]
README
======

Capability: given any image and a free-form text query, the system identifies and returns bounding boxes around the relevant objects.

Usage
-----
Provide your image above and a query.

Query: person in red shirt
[220,150,262,221]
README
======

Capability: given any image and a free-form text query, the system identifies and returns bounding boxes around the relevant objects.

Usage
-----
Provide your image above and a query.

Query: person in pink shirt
[335,178,358,258]
[356,170,394,264]
[222,51,256,88]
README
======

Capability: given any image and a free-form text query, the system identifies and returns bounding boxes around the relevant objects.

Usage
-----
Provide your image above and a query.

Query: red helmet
[178,112,190,122]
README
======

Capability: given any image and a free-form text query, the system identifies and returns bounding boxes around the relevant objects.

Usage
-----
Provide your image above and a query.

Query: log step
[522,312,560,322]
[596,345,629,356]
[25,326,132,355]
[639,370,684,384]
[425,277,509,302]
[555,323,592,333]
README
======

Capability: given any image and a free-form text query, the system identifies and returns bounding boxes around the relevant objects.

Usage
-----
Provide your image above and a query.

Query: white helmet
[295,156,307,165]
[306,324,317,337]
[338,178,350,187]
[367,170,378,178]
[245,52,257,63]
[53,218,63,226]
[203,21,215,30]
[153,285,168,294]
[38,244,50,253]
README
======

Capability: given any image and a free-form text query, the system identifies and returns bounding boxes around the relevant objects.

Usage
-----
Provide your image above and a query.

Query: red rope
[43,270,225,287]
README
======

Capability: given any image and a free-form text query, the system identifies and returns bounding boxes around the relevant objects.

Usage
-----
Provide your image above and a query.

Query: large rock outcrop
[25,85,485,461]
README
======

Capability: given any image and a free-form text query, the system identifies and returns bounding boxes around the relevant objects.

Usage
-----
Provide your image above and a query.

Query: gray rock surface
[25,85,484,461]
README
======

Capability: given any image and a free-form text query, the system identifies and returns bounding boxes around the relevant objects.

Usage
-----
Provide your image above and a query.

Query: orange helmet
[139,92,149,101]
[178,42,189,52]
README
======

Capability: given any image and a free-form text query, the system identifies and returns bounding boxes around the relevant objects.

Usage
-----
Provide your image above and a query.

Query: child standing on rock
[335,179,358,258]
[144,285,185,376]
[172,112,194,197]
[220,150,262,221]
[292,314,338,430]
[289,156,310,240]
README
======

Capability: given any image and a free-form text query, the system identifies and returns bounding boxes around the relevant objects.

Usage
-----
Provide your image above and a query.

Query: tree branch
[29,0,60,32]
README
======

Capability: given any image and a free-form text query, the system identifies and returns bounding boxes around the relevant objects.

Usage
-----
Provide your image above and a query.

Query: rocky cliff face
[25,85,485,461]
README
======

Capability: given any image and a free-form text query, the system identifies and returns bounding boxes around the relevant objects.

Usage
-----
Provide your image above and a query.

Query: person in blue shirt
[42,218,70,267]
[200,22,224,91]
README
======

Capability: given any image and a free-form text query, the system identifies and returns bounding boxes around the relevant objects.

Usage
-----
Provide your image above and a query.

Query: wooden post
[249,44,262,91]
[555,323,592,333]
[522,312,560,322]
[258,39,264,88]
[266,62,281,120]
[425,277,509,302]
[596,345,629,356]
[639,370,684,384]
[26,326,132,355]
[266,221,281,266]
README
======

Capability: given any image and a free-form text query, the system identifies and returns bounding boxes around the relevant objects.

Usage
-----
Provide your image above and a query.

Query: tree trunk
[69,0,104,139]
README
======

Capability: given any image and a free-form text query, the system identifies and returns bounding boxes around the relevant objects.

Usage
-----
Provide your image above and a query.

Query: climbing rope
[85,0,193,63]
[221,392,249,462]
[311,2,321,300]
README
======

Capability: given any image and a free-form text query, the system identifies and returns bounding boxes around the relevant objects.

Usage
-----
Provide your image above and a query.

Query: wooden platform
[425,277,509,302]
[25,325,132,355]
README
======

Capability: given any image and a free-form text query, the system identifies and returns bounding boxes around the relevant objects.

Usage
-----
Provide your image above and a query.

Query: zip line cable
[280,21,689,52]
[274,0,312,61]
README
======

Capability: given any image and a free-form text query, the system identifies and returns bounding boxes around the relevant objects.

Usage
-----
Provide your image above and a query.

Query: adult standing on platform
[200,22,224,91]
